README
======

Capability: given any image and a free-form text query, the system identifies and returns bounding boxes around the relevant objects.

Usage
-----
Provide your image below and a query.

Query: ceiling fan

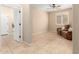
[49,4,61,8]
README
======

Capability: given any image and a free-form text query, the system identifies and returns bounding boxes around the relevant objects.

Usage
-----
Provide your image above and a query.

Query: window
[56,12,69,25]
[62,15,69,25]
[56,15,62,25]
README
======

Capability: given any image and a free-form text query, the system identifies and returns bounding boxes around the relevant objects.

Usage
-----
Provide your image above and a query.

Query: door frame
[0,5,23,42]
[13,7,23,42]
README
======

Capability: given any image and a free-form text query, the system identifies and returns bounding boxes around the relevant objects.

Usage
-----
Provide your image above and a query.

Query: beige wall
[22,5,32,43]
[48,11,56,32]
[31,6,48,34]
[0,6,14,34]
[73,4,79,54]
[48,8,72,32]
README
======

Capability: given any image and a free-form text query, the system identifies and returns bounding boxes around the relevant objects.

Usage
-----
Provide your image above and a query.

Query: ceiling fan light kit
[49,4,61,8]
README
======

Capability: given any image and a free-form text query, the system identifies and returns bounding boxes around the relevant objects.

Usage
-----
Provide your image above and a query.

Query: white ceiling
[1,4,22,9]
[31,4,72,12]
[1,4,72,12]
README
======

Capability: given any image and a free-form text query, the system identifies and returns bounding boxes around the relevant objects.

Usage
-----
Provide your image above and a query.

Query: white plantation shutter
[56,13,69,25]
[57,15,62,25]
[62,15,69,25]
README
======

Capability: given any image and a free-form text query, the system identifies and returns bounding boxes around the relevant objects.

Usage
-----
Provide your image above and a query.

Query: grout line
[7,44,14,54]
[2,36,14,54]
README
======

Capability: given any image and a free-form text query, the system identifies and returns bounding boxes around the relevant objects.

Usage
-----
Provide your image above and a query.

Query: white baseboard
[32,31,47,36]
[32,31,57,36]
[48,31,57,33]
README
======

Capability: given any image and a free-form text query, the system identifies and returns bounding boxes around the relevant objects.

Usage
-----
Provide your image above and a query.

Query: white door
[0,13,9,35]
[13,9,22,41]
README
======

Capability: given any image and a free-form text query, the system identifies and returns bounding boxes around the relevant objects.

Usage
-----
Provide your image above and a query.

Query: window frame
[55,12,69,25]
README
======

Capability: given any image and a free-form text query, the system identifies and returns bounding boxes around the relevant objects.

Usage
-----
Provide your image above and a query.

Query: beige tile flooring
[0,32,72,54]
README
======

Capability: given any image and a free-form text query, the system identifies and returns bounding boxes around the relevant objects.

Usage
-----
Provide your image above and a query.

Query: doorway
[0,5,22,42]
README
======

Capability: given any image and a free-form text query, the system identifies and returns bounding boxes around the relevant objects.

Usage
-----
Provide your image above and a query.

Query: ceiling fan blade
[49,4,60,7]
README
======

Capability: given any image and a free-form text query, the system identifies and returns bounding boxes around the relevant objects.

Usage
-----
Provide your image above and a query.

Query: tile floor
[0,32,72,54]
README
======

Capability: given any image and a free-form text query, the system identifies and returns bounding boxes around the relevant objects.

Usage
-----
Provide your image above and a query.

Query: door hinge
[19,35,21,38]
[19,11,21,13]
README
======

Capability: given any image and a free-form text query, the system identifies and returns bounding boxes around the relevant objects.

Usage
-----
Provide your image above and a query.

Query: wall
[73,4,79,54]
[0,5,14,34]
[31,6,48,34]
[22,5,32,43]
[48,8,72,33]
[48,11,56,33]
